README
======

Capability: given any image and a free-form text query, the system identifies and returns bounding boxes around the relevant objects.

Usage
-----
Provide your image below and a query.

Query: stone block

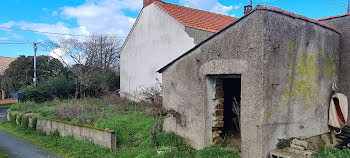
[290,144,305,150]
[51,121,58,132]
[292,139,308,149]
[214,116,224,121]
[270,149,311,158]
[213,121,224,127]
[64,123,73,136]
[214,103,223,110]
[16,114,20,125]
[57,122,66,137]
[43,120,52,134]
[36,119,44,131]
[80,126,92,141]
[213,132,220,138]
[287,148,314,157]
[28,117,33,128]
[215,88,224,99]
[72,126,81,140]
[214,109,224,116]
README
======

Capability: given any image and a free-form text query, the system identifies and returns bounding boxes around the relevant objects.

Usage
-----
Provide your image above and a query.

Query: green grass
[0,103,13,108]
[0,121,240,158]
[315,147,350,158]
[0,149,9,158]
[5,98,240,158]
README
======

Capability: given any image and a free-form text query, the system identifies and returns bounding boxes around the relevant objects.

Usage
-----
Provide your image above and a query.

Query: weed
[277,138,294,149]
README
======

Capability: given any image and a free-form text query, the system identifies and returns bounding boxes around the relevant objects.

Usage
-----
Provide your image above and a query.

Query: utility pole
[251,0,253,6]
[348,0,349,13]
[33,42,40,87]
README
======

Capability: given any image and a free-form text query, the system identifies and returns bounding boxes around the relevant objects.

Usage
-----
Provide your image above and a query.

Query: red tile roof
[318,13,350,21]
[255,5,341,34]
[153,1,238,33]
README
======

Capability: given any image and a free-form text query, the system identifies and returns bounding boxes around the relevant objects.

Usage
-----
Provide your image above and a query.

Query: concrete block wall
[7,111,116,151]
[35,118,117,151]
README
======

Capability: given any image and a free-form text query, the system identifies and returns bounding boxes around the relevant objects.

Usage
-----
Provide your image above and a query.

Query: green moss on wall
[285,40,337,106]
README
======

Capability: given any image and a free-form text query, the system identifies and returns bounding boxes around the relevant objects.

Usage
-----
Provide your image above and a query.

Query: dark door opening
[221,78,241,141]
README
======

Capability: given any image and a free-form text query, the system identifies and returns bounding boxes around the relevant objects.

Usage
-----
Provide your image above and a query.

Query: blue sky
[0,0,348,58]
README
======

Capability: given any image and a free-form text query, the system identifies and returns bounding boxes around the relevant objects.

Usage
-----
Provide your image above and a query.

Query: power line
[0,26,127,39]
[0,39,30,42]
[0,42,31,45]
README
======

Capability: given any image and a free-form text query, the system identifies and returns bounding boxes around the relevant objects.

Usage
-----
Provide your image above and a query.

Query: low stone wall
[7,111,116,151]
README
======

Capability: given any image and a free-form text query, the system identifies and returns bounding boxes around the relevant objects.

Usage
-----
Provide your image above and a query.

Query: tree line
[0,34,121,102]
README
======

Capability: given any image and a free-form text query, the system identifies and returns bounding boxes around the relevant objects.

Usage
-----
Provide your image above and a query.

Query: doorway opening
[211,76,241,145]
[222,78,241,142]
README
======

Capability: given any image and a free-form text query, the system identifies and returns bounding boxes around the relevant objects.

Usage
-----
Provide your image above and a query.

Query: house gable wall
[120,4,211,99]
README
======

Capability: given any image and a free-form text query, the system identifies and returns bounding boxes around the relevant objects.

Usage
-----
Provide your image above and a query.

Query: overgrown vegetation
[1,33,121,102]
[316,147,350,158]
[4,95,240,158]
[0,149,9,158]
[276,138,294,149]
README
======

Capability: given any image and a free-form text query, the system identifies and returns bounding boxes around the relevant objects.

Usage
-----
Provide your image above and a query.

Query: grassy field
[0,104,13,108]
[0,149,9,158]
[315,147,350,158]
[4,96,240,158]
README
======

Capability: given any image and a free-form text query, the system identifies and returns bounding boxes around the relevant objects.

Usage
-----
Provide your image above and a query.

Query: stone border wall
[7,111,116,151]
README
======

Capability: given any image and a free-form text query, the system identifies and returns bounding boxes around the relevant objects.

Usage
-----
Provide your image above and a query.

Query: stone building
[158,6,343,158]
[120,0,236,100]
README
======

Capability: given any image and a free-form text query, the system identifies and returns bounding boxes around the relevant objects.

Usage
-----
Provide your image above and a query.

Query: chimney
[244,5,253,15]
[143,0,161,8]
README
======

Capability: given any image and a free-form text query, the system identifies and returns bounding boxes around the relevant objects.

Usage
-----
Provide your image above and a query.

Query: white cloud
[50,48,76,66]
[60,0,143,37]
[211,3,233,15]
[52,11,58,16]
[11,33,24,39]
[179,0,235,15]
[0,37,8,40]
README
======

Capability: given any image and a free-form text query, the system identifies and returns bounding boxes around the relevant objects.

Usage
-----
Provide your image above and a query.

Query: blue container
[13,92,23,100]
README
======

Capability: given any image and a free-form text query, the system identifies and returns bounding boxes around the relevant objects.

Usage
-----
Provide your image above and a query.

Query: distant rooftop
[318,13,350,21]
[0,56,16,75]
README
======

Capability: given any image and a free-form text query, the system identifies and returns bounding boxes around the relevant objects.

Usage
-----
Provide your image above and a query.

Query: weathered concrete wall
[161,9,340,158]
[35,118,117,151]
[120,3,211,100]
[185,27,214,45]
[162,10,266,157]
[261,11,340,157]
[320,16,350,100]
[7,111,116,151]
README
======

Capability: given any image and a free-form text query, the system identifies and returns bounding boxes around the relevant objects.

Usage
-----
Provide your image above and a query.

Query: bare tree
[325,0,350,13]
[43,33,122,98]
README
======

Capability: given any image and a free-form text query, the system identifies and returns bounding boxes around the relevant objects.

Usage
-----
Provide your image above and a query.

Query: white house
[120,0,236,99]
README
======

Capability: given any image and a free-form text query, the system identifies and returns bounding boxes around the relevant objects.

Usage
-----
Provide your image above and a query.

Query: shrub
[277,138,294,149]
[7,111,17,122]
[32,117,38,129]
[21,115,29,128]
[21,74,76,103]
[17,113,23,125]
